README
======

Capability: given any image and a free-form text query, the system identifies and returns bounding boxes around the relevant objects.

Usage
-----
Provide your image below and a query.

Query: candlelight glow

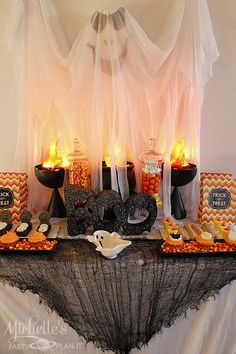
[42,142,69,169]
[104,144,125,167]
[171,139,189,169]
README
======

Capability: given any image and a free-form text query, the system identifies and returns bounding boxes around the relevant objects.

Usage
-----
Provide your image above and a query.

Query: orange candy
[142,172,161,195]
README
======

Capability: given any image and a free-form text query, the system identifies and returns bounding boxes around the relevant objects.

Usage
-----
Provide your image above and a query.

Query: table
[1,281,236,354]
[0,238,235,354]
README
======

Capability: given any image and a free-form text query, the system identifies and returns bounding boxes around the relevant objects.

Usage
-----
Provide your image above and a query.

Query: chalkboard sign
[0,187,14,209]
[208,188,231,210]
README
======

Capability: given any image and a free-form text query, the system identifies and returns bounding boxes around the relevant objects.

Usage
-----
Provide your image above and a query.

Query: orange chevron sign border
[0,172,28,222]
[199,172,236,225]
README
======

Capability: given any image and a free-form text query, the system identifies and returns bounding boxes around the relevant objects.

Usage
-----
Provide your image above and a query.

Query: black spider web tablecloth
[0,240,235,354]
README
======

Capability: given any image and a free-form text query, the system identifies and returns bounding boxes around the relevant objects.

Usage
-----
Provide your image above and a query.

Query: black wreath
[122,193,157,235]
[92,190,124,232]
[65,185,95,236]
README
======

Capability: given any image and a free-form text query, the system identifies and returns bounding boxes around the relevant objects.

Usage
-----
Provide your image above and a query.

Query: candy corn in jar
[139,138,163,195]
[67,138,91,188]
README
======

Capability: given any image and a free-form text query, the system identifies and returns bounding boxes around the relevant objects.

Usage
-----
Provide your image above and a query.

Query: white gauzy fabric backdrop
[0,281,236,354]
[4,0,218,217]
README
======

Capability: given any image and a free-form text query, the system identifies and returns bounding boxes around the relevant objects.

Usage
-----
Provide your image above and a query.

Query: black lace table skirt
[0,240,235,354]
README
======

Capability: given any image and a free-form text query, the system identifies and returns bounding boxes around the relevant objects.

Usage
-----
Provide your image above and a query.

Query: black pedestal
[171,187,186,220]
[171,164,197,220]
[48,188,67,218]
[35,164,67,218]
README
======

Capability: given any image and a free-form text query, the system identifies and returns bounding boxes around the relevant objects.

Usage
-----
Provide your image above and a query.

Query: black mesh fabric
[0,240,235,354]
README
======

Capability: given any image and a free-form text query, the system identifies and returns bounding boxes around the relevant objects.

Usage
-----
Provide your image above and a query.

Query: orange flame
[104,144,125,167]
[171,139,189,169]
[42,142,69,169]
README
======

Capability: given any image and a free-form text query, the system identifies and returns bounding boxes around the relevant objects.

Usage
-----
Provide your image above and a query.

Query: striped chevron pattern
[199,173,236,225]
[0,173,28,222]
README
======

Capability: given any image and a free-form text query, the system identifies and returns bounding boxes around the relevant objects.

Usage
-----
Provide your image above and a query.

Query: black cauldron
[102,161,136,195]
[171,163,197,219]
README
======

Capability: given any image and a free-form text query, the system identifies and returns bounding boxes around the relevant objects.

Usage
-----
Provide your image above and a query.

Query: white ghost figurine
[86,230,131,259]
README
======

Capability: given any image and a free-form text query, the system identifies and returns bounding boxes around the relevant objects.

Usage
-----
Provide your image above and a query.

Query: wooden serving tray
[159,223,201,240]
[159,222,226,241]
[159,239,236,255]
[0,239,58,253]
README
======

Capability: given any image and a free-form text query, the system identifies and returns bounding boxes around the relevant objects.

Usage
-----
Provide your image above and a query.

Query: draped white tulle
[4,0,218,216]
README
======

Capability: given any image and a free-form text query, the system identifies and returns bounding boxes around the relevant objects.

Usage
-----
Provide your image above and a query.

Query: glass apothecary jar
[139,138,163,195]
[67,139,90,188]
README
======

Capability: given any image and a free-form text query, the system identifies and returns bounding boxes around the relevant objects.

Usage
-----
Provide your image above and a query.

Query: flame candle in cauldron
[35,142,69,218]
[171,139,190,170]
[170,139,197,219]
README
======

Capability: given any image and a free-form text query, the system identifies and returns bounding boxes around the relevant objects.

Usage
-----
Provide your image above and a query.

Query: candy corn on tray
[160,239,236,255]
[0,239,58,253]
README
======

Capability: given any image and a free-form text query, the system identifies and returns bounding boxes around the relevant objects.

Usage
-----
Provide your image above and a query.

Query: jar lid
[139,138,163,164]
[67,138,87,161]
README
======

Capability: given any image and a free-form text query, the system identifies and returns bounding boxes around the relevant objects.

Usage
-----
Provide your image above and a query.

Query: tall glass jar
[67,139,90,188]
[139,138,163,195]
